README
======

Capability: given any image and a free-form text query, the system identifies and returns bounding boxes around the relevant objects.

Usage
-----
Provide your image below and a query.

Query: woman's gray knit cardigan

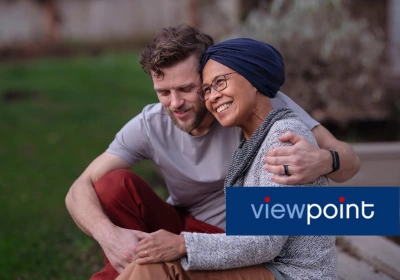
[181,109,337,280]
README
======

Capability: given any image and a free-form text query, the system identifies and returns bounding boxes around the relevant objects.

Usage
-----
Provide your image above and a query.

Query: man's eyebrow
[179,82,197,89]
[155,82,198,92]
[154,87,167,92]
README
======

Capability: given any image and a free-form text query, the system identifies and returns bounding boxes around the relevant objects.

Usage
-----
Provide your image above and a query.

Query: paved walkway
[332,141,400,279]
[330,141,400,186]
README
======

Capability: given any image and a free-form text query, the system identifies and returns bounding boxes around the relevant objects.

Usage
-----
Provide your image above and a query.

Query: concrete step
[337,236,400,280]
[337,248,393,280]
[330,142,400,187]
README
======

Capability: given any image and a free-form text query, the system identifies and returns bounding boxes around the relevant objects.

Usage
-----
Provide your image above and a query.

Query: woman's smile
[215,102,232,114]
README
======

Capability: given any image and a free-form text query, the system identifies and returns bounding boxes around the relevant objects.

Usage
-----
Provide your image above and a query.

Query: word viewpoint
[251,196,374,225]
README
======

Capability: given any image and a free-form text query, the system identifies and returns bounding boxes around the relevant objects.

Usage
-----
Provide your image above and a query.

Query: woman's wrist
[178,235,187,257]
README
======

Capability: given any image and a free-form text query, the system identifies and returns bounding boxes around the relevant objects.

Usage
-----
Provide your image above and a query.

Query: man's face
[152,55,211,135]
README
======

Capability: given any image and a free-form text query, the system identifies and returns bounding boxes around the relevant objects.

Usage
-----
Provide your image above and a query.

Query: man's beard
[167,102,208,133]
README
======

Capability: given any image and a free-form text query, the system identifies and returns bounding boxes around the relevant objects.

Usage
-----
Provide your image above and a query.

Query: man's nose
[170,91,184,108]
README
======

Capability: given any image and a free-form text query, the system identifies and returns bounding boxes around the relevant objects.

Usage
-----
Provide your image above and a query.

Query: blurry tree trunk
[45,0,59,42]
[189,0,199,28]
[241,0,260,20]
[388,0,400,76]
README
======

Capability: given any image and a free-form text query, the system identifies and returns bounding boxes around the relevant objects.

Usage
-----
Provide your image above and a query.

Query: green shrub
[229,0,389,125]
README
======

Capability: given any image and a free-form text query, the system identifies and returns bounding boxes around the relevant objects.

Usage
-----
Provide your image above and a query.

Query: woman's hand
[134,229,187,264]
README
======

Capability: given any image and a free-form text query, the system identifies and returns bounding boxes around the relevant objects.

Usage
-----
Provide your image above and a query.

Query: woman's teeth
[216,103,231,113]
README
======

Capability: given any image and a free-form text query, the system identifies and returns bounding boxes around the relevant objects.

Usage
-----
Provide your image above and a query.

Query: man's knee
[94,169,142,209]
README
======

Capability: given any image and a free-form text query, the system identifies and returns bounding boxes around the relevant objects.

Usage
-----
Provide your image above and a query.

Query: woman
[117,38,337,280]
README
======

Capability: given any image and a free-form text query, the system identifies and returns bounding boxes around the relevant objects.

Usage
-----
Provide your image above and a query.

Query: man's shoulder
[141,103,166,117]
[270,91,293,108]
[118,103,170,135]
[136,103,172,124]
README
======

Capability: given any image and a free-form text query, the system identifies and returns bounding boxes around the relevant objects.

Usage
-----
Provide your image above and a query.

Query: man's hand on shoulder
[94,225,142,273]
[264,131,331,184]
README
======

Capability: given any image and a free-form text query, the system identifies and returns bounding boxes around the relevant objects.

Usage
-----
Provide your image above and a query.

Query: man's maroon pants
[90,169,224,280]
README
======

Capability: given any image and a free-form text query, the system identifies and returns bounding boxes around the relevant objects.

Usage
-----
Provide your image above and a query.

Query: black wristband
[327,149,340,174]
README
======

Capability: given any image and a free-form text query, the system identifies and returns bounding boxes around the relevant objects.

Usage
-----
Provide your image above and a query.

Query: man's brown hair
[139,24,214,78]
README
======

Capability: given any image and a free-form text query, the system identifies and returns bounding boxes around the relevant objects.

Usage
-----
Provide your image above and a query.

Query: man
[65,24,359,280]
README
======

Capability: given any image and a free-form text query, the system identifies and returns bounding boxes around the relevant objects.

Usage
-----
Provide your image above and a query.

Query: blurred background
[0,0,399,279]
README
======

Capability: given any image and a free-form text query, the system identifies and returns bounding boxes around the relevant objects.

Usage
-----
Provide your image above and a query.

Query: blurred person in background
[65,24,358,280]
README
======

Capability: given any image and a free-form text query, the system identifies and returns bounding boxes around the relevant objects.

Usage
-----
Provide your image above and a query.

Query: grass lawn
[0,51,166,279]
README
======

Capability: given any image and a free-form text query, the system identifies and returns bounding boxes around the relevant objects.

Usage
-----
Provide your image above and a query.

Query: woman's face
[202,59,257,128]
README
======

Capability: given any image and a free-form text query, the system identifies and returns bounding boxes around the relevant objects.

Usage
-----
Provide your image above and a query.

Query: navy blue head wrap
[200,38,285,98]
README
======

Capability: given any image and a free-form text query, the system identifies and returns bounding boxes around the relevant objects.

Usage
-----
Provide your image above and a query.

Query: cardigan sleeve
[181,233,288,270]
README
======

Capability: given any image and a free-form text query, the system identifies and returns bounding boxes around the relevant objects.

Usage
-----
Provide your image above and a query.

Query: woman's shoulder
[267,114,318,148]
